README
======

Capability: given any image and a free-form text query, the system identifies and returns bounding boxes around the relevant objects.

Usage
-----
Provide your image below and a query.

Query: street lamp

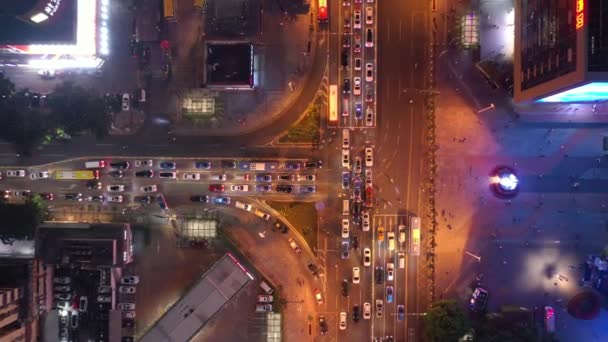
[465,251,482,261]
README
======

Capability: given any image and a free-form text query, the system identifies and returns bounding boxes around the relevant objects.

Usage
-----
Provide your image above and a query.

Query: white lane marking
[40,154,65,157]
[399,20,403,40]
[96,143,114,146]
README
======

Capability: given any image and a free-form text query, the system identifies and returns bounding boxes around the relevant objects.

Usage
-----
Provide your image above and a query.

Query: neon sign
[576,0,585,30]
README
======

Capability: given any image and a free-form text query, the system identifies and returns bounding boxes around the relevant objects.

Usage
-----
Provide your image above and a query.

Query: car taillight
[94,170,100,179]
[100,161,106,167]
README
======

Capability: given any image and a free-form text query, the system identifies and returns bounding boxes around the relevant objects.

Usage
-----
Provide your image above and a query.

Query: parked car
[256,184,272,192]
[300,185,316,193]
[110,161,130,170]
[134,160,153,167]
[276,185,294,193]
[140,185,158,193]
[257,295,274,303]
[256,174,272,182]
[230,185,249,192]
[135,170,153,178]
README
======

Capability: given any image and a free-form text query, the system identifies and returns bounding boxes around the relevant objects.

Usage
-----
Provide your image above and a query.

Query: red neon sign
[576,0,585,30]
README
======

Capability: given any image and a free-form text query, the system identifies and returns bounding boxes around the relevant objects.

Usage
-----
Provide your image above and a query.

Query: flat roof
[0,0,77,45]
[141,253,253,342]
[206,42,253,85]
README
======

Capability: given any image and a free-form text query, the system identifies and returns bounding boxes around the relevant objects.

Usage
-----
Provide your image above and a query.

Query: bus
[54,170,99,180]
[409,216,421,256]
[318,0,328,22]
[193,0,205,12]
[164,0,177,22]
[329,84,338,122]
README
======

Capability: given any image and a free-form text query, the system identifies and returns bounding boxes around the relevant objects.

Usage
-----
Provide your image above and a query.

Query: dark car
[353,305,360,322]
[352,201,362,219]
[375,267,384,284]
[86,181,102,189]
[159,161,176,170]
[256,174,272,182]
[122,337,134,342]
[89,195,105,203]
[276,185,293,193]
[352,235,359,249]
[38,193,54,201]
[343,78,351,93]
[305,160,323,169]
[341,50,349,69]
[138,196,152,204]
[354,180,362,202]
[341,279,349,297]
[397,305,405,321]
[214,197,231,205]
[274,221,288,234]
[300,186,316,193]
[285,162,301,170]
[256,184,272,192]
[319,315,328,334]
[307,263,319,276]
[355,102,363,119]
[110,170,124,178]
[342,34,350,48]
[135,170,153,178]
[278,174,295,181]
[110,161,130,170]
[122,319,135,328]
[221,160,237,169]
[157,194,168,210]
[190,195,209,203]
[365,86,374,103]
[469,287,489,312]
[208,184,225,193]
[342,172,351,189]
[195,161,211,169]
[65,193,83,201]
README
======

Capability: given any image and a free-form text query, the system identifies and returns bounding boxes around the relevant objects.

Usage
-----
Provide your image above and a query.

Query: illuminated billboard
[536,82,608,103]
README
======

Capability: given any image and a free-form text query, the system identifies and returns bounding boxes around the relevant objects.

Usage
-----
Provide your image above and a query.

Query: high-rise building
[514,0,608,103]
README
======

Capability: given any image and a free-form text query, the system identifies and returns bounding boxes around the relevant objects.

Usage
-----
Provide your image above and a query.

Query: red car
[39,193,54,201]
[208,184,225,193]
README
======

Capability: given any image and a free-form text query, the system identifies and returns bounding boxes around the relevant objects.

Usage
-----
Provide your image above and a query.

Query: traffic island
[267,201,318,252]
[276,102,320,144]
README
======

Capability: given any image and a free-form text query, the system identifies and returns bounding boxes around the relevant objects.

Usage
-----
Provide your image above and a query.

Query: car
[387,231,396,251]
[54,276,71,284]
[353,79,362,97]
[70,312,79,328]
[314,288,323,305]
[65,193,83,201]
[365,6,373,24]
[110,161,130,170]
[363,302,371,319]
[134,160,153,167]
[339,312,347,330]
[304,159,322,169]
[285,162,301,170]
[118,303,136,310]
[39,193,54,201]
[342,34,350,48]
[119,286,136,294]
[159,161,176,170]
[55,293,71,300]
[159,172,176,179]
[108,195,123,203]
[276,185,293,193]
[375,299,383,317]
[195,161,211,169]
[342,0,350,5]
[54,285,71,292]
[366,85,374,103]
[209,184,225,192]
[138,196,152,204]
[387,263,395,281]
[107,185,125,192]
[354,57,362,70]
[469,287,489,311]
[365,147,373,167]
[397,304,405,320]
[10,190,31,198]
[545,306,555,333]
[86,181,102,189]
[319,315,328,334]
[343,78,351,93]
[365,63,374,82]
[375,267,384,284]
[355,102,363,119]
[209,174,227,181]
[233,174,250,181]
[97,295,111,303]
[122,319,135,328]
[353,10,361,29]
[135,170,153,178]
[214,197,231,205]
[363,248,371,266]
[362,211,370,231]
[353,33,362,53]
[30,171,49,179]
[230,185,249,192]
[278,174,295,181]
[122,93,130,111]
[365,106,374,126]
[120,275,139,285]
[353,305,361,322]
[6,170,26,177]
[365,28,374,47]
[235,201,253,211]
[123,311,136,319]
[256,174,272,182]
[341,241,350,259]
[257,295,274,303]
[79,296,89,312]
[256,184,272,192]
[398,224,406,242]
[354,157,362,174]
[288,238,302,254]
[297,174,315,181]
[378,227,385,241]
[343,15,351,30]
[98,286,112,294]
[342,172,351,189]
[365,169,373,187]
[341,219,350,238]
[342,128,350,149]
[352,267,360,284]
[341,50,349,69]
[190,195,209,202]
[183,173,200,180]
[140,185,158,193]
[386,286,394,303]
[398,252,406,269]
[221,160,237,169]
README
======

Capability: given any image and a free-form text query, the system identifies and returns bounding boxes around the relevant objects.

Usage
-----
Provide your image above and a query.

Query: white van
[85,160,105,169]
[398,252,405,269]
[235,201,252,211]
[342,199,350,216]
[260,281,274,294]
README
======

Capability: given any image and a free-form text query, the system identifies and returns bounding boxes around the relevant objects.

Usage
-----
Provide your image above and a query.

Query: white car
[140,185,158,193]
[123,311,136,319]
[365,6,373,24]
[108,195,123,203]
[387,232,396,251]
[231,185,249,192]
[342,149,350,169]
[122,93,130,111]
[354,157,362,174]
[183,173,201,180]
[363,302,371,319]
[353,10,361,29]
[117,303,135,310]
[398,224,406,242]
[362,210,370,231]
[365,107,374,126]
[353,77,362,96]
[210,174,227,181]
[11,190,31,198]
[297,174,316,181]
[363,248,371,266]
[341,219,350,238]
[119,286,136,294]
[134,160,153,167]
[365,63,374,82]
[30,171,49,179]
[342,128,350,149]
[376,299,383,317]
[339,311,347,330]
[365,147,373,167]
[352,267,360,284]
[6,170,26,177]
[121,276,140,285]
[387,263,395,281]
[106,185,125,192]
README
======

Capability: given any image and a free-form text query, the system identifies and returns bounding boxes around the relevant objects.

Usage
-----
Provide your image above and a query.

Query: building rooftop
[206,42,253,86]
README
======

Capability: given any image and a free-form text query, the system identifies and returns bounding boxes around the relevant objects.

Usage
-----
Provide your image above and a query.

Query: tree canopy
[0,195,48,244]
[424,300,470,342]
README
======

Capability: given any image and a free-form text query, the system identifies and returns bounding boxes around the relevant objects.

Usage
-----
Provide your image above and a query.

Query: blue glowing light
[498,173,518,191]
[537,82,608,103]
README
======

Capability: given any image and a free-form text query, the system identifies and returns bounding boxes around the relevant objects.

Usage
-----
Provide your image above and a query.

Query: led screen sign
[576,0,585,30]
[536,82,608,103]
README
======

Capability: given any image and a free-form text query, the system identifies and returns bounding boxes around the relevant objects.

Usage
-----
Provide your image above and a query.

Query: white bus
[409,216,420,256]
[329,84,338,122]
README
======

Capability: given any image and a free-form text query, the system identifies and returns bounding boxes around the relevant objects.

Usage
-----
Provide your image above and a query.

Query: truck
[54,170,99,180]
[248,162,279,171]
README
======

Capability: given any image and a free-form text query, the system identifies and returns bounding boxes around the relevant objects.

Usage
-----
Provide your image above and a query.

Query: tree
[424,300,470,342]
[0,195,48,244]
